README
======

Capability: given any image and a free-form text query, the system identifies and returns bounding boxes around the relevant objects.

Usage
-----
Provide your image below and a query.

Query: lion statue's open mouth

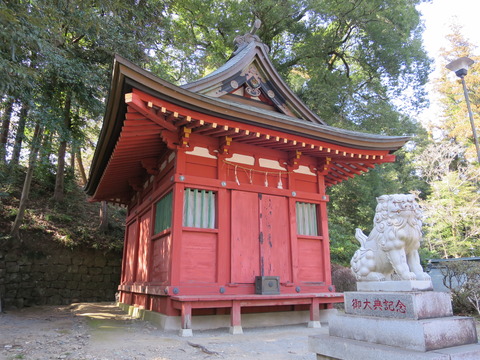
[350,194,431,282]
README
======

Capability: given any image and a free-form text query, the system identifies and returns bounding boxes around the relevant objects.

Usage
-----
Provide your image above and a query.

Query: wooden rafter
[125,93,176,131]
[128,88,393,161]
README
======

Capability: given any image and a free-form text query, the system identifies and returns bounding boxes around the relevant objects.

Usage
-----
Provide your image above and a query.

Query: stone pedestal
[309,281,480,359]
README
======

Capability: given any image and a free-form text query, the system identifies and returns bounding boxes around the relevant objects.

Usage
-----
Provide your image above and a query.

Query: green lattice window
[296,202,318,236]
[154,191,173,234]
[183,188,216,229]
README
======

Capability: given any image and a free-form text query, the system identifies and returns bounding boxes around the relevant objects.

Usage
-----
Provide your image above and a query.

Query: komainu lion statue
[350,194,431,281]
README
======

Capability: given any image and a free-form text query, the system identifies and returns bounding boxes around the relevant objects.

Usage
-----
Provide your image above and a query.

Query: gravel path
[0,302,324,360]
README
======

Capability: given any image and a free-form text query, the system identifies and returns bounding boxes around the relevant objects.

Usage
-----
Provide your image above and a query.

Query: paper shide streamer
[224,160,290,189]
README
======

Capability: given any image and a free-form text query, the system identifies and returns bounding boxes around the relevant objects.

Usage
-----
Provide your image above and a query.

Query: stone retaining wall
[0,240,122,309]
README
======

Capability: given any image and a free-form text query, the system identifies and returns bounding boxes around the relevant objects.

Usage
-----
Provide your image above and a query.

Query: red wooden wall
[118,131,334,313]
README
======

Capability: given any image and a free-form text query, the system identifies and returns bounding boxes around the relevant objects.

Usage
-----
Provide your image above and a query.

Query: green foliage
[1,0,169,159]
[1,1,434,251]
[0,162,24,197]
[1,0,172,230]
[32,162,57,194]
[293,0,431,132]
[412,27,480,260]
[45,213,73,223]
[419,158,480,258]
[418,247,440,267]
[432,25,480,162]
[0,1,42,96]
[153,0,431,134]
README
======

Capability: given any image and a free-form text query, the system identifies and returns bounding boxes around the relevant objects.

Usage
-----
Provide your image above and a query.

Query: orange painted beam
[130,88,392,160]
[125,93,176,131]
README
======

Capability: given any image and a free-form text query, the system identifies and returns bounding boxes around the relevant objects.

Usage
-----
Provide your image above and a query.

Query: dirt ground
[0,302,325,360]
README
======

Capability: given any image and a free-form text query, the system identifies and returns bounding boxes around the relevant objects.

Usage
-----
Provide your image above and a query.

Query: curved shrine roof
[85,37,410,203]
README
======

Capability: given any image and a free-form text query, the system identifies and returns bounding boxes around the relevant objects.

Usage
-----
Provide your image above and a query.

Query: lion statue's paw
[399,272,417,281]
[366,272,386,281]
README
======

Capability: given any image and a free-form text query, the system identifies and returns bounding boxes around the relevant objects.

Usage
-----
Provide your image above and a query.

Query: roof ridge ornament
[233,19,269,54]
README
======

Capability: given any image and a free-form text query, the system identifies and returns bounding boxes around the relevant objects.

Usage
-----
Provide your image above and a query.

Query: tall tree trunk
[76,148,87,185]
[69,106,80,178]
[0,97,15,164]
[53,141,67,202]
[10,101,29,166]
[70,146,75,176]
[53,92,72,202]
[11,123,43,238]
[99,201,109,232]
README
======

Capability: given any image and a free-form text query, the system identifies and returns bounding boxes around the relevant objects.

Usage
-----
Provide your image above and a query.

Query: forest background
[1,0,479,266]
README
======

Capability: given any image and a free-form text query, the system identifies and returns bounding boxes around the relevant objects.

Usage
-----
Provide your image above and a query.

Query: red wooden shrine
[85,31,409,333]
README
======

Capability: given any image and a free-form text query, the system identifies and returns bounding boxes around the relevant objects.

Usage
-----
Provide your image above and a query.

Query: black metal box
[255,276,280,295]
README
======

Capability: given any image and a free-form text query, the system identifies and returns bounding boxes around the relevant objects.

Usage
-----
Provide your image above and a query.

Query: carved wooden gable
[182,24,324,124]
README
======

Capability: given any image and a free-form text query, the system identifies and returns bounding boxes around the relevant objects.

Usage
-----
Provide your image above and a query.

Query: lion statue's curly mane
[350,194,431,281]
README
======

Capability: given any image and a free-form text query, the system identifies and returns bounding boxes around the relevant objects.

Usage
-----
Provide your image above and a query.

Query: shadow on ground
[1,302,324,360]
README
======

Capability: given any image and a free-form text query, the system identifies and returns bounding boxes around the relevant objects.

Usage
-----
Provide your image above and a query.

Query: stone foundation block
[329,314,477,351]
[309,334,480,360]
[179,328,193,337]
[229,325,243,334]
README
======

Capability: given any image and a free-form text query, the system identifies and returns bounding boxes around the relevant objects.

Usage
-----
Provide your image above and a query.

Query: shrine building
[85,28,409,335]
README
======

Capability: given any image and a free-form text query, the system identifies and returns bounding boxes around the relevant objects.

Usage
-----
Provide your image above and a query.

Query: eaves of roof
[85,55,410,197]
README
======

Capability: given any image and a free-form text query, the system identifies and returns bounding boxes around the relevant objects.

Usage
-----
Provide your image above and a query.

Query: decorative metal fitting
[173,287,179,295]
[295,286,301,293]
[219,287,226,294]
